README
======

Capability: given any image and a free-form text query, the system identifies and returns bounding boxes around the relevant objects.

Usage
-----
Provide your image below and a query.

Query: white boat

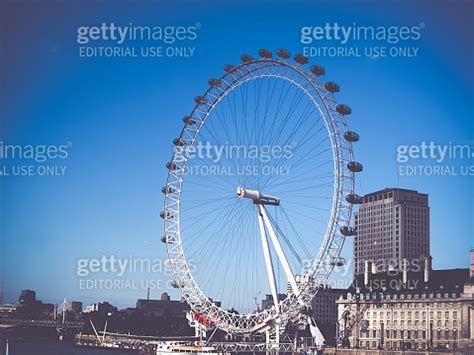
[155,342,220,355]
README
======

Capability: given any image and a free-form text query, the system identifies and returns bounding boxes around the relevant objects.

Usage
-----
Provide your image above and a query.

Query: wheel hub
[236,187,280,206]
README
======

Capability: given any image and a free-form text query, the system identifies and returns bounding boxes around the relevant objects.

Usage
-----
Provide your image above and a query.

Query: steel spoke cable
[211,94,246,185]
[267,88,310,147]
[258,132,330,189]
[264,206,303,268]
[283,200,331,212]
[265,172,333,190]
[262,82,304,147]
[194,200,245,293]
[207,203,253,308]
[280,204,320,260]
[181,199,239,251]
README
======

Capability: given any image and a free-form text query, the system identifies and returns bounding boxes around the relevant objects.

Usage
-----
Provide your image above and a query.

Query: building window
[453,311,457,319]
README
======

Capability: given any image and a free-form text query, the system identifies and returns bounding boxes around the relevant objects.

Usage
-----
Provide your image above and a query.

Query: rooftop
[362,187,428,199]
[347,268,470,295]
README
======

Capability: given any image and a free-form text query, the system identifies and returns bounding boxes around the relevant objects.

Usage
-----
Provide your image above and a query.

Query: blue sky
[0,0,472,309]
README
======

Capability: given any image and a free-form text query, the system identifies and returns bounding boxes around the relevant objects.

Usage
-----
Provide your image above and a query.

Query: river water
[1,338,136,354]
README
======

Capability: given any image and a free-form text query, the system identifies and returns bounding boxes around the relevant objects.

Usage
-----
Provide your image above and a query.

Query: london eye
[161,48,362,341]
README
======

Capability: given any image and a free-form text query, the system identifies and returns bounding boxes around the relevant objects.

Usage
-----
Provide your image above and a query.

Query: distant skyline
[1,0,473,309]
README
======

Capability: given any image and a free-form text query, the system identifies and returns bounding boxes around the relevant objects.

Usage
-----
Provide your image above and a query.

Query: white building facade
[337,251,474,351]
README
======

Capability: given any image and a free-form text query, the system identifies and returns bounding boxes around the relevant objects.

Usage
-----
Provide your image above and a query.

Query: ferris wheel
[161,48,362,338]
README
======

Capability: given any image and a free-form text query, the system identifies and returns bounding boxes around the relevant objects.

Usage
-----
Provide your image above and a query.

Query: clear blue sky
[0,0,472,309]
